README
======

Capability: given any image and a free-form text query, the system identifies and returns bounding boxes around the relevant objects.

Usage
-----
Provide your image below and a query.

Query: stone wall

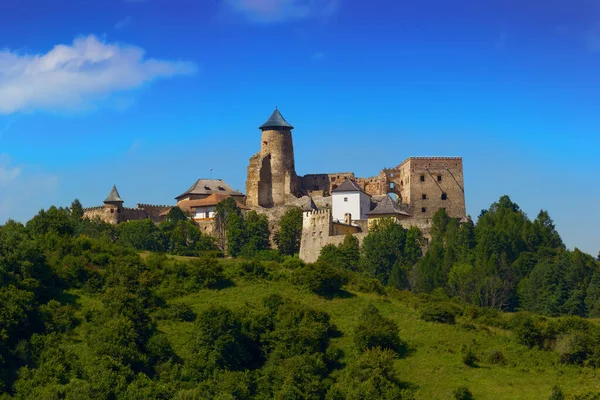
[83,205,120,224]
[246,127,301,208]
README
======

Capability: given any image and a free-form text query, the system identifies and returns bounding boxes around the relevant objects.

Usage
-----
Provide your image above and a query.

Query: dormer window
[204,186,211,191]
[218,186,225,191]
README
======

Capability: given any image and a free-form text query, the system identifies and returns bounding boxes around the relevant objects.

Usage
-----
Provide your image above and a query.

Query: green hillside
[48,256,600,399]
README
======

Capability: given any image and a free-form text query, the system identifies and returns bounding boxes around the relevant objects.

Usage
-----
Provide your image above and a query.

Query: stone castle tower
[246,108,301,208]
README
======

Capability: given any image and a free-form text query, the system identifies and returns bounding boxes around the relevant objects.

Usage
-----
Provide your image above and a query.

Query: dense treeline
[0,201,412,398]
[0,194,599,398]
[318,195,600,318]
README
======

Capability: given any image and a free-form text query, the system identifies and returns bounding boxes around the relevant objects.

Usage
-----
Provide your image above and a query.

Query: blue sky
[0,0,598,256]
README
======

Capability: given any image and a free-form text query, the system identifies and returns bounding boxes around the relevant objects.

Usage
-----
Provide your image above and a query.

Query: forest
[0,195,599,399]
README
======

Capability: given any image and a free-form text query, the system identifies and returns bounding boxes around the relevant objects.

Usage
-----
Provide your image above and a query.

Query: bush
[237,260,271,280]
[512,315,542,349]
[328,348,407,400]
[420,304,456,324]
[453,385,474,400]
[291,262,348,297]
[347,274,386,295]
[486,349,506,365]
[549,385,565,400]
[354,304,402,354]
[281,256,305,270]
[555,333,592,365]
[461,345,477,367]
[251,249,284,263]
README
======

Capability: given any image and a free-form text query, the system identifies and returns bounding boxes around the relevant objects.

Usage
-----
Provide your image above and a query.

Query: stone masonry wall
[246,128,300,208]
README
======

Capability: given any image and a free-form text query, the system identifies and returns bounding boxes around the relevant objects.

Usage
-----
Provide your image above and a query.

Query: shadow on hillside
[320,289,356,300]
[56,290,80,307]
[212,278,235,290]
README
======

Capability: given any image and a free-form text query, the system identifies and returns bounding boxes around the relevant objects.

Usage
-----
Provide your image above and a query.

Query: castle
[245,108,468,262]
[83,108,467,262]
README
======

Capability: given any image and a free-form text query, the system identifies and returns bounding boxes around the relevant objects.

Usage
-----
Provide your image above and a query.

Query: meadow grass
[70,256,600,399]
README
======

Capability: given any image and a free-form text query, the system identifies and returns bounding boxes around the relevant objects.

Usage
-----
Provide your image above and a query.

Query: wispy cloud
[224,0,339,23]
[0,155,20,185]
[115,16,132,30]
[0,35,197,114]
[0,154,59,223]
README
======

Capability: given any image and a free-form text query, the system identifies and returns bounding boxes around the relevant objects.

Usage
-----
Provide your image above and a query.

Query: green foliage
[292,262,348,296]
[486,349,506,365]
[361,218,422,284]
[119,219,166,252]
[420,304,457,324]
[274,207,303,256]
[453,385,474,400]
[512,315,542,349]
[461,345,477,367]
[549,386,565,400]
[354,304,403,353]
[328,348,407,400]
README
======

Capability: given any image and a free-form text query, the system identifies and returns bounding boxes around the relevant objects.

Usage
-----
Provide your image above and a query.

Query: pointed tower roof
[302,197,318,212]
[259,107,294,130]
[332,179,368,194]
[104,185,124,204]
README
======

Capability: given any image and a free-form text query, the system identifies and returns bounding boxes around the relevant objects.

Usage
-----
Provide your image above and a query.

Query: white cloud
[224,0,339,23]
[0,35,197,114]
[115,16,132,30]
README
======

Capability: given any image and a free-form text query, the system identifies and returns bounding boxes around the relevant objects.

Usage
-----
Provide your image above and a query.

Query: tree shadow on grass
[211,278,235,290]
[318,288,356,300]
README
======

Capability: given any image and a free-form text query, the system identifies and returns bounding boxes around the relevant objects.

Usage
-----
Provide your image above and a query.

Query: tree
[215,198,246,256]
[274,207,303,256]
[164,206,189,224]
[118,219,165,252]
[241,211,270,257]
[360,218,420,284]
[70,199,84,220]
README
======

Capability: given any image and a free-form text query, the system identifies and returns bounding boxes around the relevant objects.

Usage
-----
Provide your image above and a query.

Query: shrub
[291,262,348,297]
[237,260,270,281]
[461,345,477,367]
[549,385,565,400]
[512,315,542,349]
[187,257,225,288]
[347,274,386,295]
[453,385,474,400]
[354,304,402,354]
[281,256,305,270]
[420,304,456,324]
[327,348,410,400]
[251,249,284,263]
[555,333,592,365]
[486,349,506,365]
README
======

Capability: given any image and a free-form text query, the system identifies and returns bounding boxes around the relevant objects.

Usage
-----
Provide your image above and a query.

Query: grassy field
[71,256,600,399]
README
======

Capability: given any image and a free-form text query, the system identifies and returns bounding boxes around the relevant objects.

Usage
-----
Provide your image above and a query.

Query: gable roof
[366,195,410,217]
[302,197,318,212]
[165,194,249,216]
[104,185,124,203]
[259,108,294,130]
[332,179,367,194]
[175,179,244,200]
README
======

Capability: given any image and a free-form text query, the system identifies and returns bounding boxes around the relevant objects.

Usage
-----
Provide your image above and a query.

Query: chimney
[344,213,352,225]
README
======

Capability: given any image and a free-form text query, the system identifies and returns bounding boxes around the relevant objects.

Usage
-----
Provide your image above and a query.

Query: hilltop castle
[245,108,468,262]
[84,107,467,262]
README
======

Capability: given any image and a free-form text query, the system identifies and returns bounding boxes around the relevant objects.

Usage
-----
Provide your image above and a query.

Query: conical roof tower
[104,185,124,206]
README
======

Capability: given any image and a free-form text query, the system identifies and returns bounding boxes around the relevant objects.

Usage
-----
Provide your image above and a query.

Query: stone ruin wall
[246,128,301,208]
[83,205,120,224]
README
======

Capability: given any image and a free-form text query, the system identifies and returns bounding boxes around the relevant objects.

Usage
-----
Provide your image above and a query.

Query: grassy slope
[72,257,600,399]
